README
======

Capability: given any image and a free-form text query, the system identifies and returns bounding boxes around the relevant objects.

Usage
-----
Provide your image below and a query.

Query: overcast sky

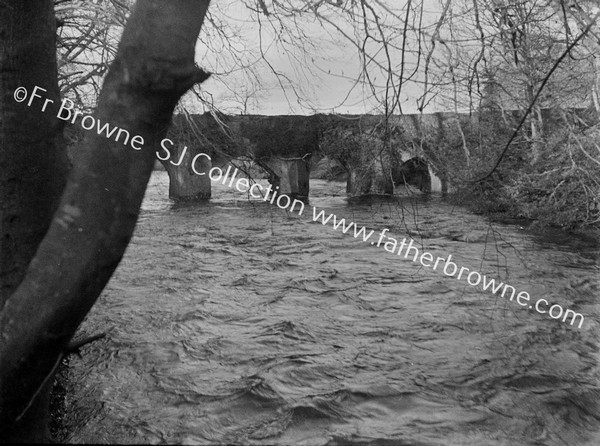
[192,1,431,115]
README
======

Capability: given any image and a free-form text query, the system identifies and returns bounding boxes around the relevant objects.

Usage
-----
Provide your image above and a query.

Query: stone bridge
[161,113,458,201]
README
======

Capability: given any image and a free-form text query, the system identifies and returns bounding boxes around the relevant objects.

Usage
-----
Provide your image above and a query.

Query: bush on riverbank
[447,109,600,229]
[503,123,600,228]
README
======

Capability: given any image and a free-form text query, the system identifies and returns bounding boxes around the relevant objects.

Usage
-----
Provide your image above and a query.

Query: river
[60,170,600,445]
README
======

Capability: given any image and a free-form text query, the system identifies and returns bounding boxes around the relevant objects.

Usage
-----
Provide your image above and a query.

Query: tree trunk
[0,0,210,440]
[0,1,69,441]
[0,0,68,306]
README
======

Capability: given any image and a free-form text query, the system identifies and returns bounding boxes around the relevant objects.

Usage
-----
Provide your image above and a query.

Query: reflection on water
[64,171,600,445]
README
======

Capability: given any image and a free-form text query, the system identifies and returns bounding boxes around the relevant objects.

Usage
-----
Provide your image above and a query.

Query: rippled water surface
[64,171,600,445]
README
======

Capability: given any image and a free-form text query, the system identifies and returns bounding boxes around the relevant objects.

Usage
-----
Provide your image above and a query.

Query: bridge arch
[392,156,445,193]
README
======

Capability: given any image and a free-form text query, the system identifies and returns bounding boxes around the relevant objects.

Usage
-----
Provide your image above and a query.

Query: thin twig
[65,332,106,355]
[469,16,598,184]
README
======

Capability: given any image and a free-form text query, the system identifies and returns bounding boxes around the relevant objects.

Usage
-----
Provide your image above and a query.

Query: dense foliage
[435,108,600,229]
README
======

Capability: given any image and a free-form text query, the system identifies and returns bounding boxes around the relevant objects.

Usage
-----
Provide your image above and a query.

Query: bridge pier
[346,154,394,196]
[265,158,310,199]
[162,144,211,201]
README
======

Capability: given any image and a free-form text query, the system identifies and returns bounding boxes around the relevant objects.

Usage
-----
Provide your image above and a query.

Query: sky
[191,0,432,116]
[188,0,600,117]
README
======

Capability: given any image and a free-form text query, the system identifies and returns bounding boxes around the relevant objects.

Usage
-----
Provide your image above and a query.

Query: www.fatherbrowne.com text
[309,208,585,328]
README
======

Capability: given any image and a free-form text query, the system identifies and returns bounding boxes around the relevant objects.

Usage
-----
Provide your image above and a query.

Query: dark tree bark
[0,0,211,441]
[0,0,69,307]
[0,2,69,441]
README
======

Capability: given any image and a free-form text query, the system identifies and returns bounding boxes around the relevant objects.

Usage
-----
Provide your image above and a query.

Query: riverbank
[49,362,69,443]
[452,186,600,233]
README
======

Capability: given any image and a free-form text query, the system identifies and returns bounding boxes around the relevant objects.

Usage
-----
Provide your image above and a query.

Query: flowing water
[62,171,600,445]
